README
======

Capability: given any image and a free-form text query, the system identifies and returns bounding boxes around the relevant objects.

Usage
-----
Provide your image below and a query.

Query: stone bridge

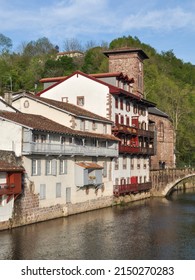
[150,168,195,197]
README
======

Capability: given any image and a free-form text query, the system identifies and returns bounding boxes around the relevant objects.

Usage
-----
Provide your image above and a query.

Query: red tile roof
[14,92,112,123]
[38,70,139,100]
[0,160,24,172]
[0,111,119,141]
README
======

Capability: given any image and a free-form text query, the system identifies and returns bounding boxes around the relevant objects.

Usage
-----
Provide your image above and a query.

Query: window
[133,105,138,114]
[120,99,123,110]
[32,159,41,176]
[80,120,85,130]
[103,161,107,177]
[77,96,84,106]
[137,158,140,169]
[126,102,130,112]
[123,156,127,169]
[131,158,134,169]
[40,184,46,200]
[120,115,124,124]
[33,134,39,142]
[92,121,97,130]
[138,75,142,90]
[56,183,61,198]
[115,98,118,109]
[143,158,147,169]
[59,159,67,174]
[126,116,130,126]
[103,124,107,134]
[61,136,66,144]
[85,120,89,130]
[41,135,46,143]
[115,178,119,185]
[66,187,71,203]
[46,159,57,176]
[114,158,119,170]
[46,159,52,175]
[62,97,68,102]
[159,122,164,142]
[115,114,119,125]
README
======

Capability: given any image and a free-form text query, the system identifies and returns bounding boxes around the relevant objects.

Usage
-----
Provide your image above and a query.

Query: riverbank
[0,175,194,232]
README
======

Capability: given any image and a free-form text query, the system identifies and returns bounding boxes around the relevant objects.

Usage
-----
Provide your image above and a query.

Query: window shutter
[56,183,61,198]
[37,160,41,175]
[40,184,46,199]
[52,159,57,176]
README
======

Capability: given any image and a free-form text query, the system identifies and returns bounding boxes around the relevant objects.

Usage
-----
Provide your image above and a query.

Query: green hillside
[0,34,194,167]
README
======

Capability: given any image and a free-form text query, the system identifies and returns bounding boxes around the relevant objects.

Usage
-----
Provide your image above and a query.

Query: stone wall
[108,52,144,97]
[0,182,153,231]
[150,168,195,196]
[0,182,114,231]
[149,115,175,169]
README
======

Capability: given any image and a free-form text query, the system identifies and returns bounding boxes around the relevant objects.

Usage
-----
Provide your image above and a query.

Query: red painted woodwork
[113,182,152,197]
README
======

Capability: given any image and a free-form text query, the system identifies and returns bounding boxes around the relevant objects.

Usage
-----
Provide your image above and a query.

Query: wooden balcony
[113,182,152,197]
[119,143,155,155]
[23,142,118,157]
[112,124,154,138]
[0,184,18,196]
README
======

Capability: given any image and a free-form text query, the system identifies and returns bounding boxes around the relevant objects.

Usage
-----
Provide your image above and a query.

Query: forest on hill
[0,34,194,167]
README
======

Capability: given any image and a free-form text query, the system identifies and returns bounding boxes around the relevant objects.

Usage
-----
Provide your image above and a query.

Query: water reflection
[0,189,195,260]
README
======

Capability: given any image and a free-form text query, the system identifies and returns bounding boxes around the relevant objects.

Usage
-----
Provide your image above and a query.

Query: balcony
[113,182,152,197]
[119,143,155,155]
[0,184,16,196]
[23,142,118,157]
[112,124,154,138]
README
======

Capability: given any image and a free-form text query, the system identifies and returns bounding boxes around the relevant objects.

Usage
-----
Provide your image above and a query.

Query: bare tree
[63,38,83,52]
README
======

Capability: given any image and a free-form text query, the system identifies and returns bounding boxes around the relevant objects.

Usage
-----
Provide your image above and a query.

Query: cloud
[121,7,194,31]
[0,0,195,47]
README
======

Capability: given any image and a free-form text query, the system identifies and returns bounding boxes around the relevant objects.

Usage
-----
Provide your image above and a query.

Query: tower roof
[103,48,149,60]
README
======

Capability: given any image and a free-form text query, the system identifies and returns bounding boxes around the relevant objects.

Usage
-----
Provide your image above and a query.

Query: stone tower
[103,48,149,98]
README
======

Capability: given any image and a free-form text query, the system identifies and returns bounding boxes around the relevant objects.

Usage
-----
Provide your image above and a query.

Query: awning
[76,162,103,169]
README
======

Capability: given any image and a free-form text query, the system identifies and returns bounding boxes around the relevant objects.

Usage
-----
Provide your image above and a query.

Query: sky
[1,0,195,64]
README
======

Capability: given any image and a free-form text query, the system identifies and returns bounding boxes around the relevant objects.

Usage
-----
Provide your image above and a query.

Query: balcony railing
[119,143,155,155]
[113,182,152,197]
[23,142,118,157]
[0,184,16,196]
[112,124,154,138]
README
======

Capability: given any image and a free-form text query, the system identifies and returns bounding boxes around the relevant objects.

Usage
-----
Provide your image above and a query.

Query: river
[0,188,195,260]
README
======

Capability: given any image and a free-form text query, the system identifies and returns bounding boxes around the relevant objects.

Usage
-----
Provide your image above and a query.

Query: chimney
[103,48,149,98]
[4,92,13,105]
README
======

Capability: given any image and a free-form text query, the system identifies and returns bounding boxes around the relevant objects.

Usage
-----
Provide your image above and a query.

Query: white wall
[0,196,14,222]
[13,96,112,135]
[13,97,72,128]
[41,74,109,119]
[0,119,22,156]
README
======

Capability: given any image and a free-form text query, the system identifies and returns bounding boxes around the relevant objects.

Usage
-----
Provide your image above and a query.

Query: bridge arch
[163,174,195,197]
[150,168,195,197]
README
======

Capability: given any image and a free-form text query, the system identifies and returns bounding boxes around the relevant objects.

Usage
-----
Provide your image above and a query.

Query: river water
[1,188,195,260]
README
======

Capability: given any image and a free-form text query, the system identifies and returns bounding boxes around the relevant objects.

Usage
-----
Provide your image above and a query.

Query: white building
[0,109,118,213]
[38,66,155,196]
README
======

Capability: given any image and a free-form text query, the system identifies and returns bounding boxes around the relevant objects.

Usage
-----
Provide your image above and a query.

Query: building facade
[0,106,118,227]
[38,48,156,197]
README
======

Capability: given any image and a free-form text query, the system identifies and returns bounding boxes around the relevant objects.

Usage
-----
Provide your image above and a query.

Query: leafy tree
[0,33,12,53]
[21,37,57,57]
[82,46,107,73]
[43,56,76,77]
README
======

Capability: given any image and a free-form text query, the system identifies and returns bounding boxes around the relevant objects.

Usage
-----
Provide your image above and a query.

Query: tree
[21,37,57,57]
[0,33,12,53]
[63,38,83,52]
